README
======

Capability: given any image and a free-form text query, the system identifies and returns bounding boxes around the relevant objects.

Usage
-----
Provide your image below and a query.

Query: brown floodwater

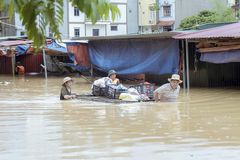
[0,75,240,160]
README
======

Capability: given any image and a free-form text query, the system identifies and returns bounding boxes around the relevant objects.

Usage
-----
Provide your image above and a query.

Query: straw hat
[168,74,182,83]
[63,77,73,85]
[108,70,117,77]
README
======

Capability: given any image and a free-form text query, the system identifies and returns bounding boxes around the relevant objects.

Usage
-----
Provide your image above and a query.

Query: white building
[68,0,127,38]
[15,0,127,39]
[157,0,175,32]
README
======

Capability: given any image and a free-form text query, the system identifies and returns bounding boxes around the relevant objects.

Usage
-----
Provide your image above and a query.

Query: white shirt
[154,83,180,102]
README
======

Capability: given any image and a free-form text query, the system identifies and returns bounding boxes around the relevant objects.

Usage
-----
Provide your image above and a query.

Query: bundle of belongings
[92,70,154,102]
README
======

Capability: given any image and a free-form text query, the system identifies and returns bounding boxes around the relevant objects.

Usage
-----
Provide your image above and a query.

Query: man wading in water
[60,77,77,100]
[154,74,182,102]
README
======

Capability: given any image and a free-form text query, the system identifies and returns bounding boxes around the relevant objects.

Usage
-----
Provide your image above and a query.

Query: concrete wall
[85,24,106,37]
[0,10,16,36]
[175,0,228,29]
[107,24,127,35]
[59,0,69,39]
[138,0,156,26]
[127,0,139,34]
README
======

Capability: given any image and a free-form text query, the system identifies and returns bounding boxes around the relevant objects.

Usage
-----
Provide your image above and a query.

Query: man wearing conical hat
[154,74,182,102]
[60,77,77,100]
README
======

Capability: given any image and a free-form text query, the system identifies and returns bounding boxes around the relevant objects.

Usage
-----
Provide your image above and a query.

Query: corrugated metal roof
[0,40,32,47]
[173,22,240,39]
[72,32,180,41]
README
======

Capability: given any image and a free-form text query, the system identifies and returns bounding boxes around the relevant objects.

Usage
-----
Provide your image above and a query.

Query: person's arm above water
[153,84,167,102]
[61,87,76,100]
[112,78,120,85]
[64,94,76,99]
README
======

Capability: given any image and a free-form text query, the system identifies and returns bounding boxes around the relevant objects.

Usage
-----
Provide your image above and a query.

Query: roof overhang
[71,32,181,41]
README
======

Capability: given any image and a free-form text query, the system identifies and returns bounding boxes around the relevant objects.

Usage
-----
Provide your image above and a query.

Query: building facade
[138,0,176,33]
[13,0,127,39]
[0,10,16,37]
[68,0,127,38]
[138,0,157,33]
[157,0,175,32]
[127,0,139,34]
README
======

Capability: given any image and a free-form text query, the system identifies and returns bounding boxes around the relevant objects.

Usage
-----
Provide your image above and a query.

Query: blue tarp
[47,41,75,62]
[200,50,240,63]
[16,45,30,56]
[89,39,179,75]
[47,41,67,53]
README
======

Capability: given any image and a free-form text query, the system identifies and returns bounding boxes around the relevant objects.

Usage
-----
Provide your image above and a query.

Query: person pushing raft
[154,74,182,102]
[60,77,77,100]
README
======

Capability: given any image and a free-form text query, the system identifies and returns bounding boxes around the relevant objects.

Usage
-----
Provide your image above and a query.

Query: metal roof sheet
[0,40,32,47]
[173,22,240,40]
[72,32,180,41]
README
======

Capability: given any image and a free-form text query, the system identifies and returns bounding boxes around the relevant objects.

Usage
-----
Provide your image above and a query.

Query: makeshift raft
[76,94,154,104]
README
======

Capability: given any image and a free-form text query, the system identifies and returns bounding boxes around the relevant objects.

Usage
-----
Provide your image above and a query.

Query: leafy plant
[179,0,237,30]
[0,0,120,48]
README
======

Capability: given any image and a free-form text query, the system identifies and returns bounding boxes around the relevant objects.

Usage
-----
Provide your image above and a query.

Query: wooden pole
[11,53,15,77]
[185,39,190,95]
[43,49,48,79]
[90,64,93,77]
[182,40,186,93]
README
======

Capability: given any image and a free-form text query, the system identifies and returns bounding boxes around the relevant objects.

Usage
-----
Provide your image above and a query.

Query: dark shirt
[60,85,71,100]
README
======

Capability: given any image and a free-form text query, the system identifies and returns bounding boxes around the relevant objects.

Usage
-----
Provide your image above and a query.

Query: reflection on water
[0,76,240,160]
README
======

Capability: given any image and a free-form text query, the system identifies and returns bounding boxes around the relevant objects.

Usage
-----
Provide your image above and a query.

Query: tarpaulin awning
[158,21,175,26]
[47,41,68,53]
[200,50,240,64]
[89,39,179,75]
[173,22,240,39]
[16,45,30,56]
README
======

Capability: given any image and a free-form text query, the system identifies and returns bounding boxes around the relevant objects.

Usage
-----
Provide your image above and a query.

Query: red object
[0,56,12,74]
[17,53,43,73]
[66,43,90,67]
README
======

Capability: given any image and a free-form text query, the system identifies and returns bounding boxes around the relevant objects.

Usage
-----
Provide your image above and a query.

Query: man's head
[63,77,73,87]
[108,70,117,80]
[168,74,182,89]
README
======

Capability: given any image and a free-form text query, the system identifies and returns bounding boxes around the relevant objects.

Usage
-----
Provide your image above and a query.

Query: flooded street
[0,76,240,160]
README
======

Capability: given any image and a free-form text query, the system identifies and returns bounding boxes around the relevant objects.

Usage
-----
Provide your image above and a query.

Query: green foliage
[180,11,217,29]
[0,0,120,49]
[149,3,160,11]
[179,0,237,29]
[211,0,236,22]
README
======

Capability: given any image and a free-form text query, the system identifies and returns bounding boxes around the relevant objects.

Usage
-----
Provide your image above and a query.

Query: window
[111,26,118,31]
[92,29,99,36]
[74,7,79,16]
[163,6,171,17]
[74,28,80,37]
[20,31,25,36]
[163,25,172,32]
